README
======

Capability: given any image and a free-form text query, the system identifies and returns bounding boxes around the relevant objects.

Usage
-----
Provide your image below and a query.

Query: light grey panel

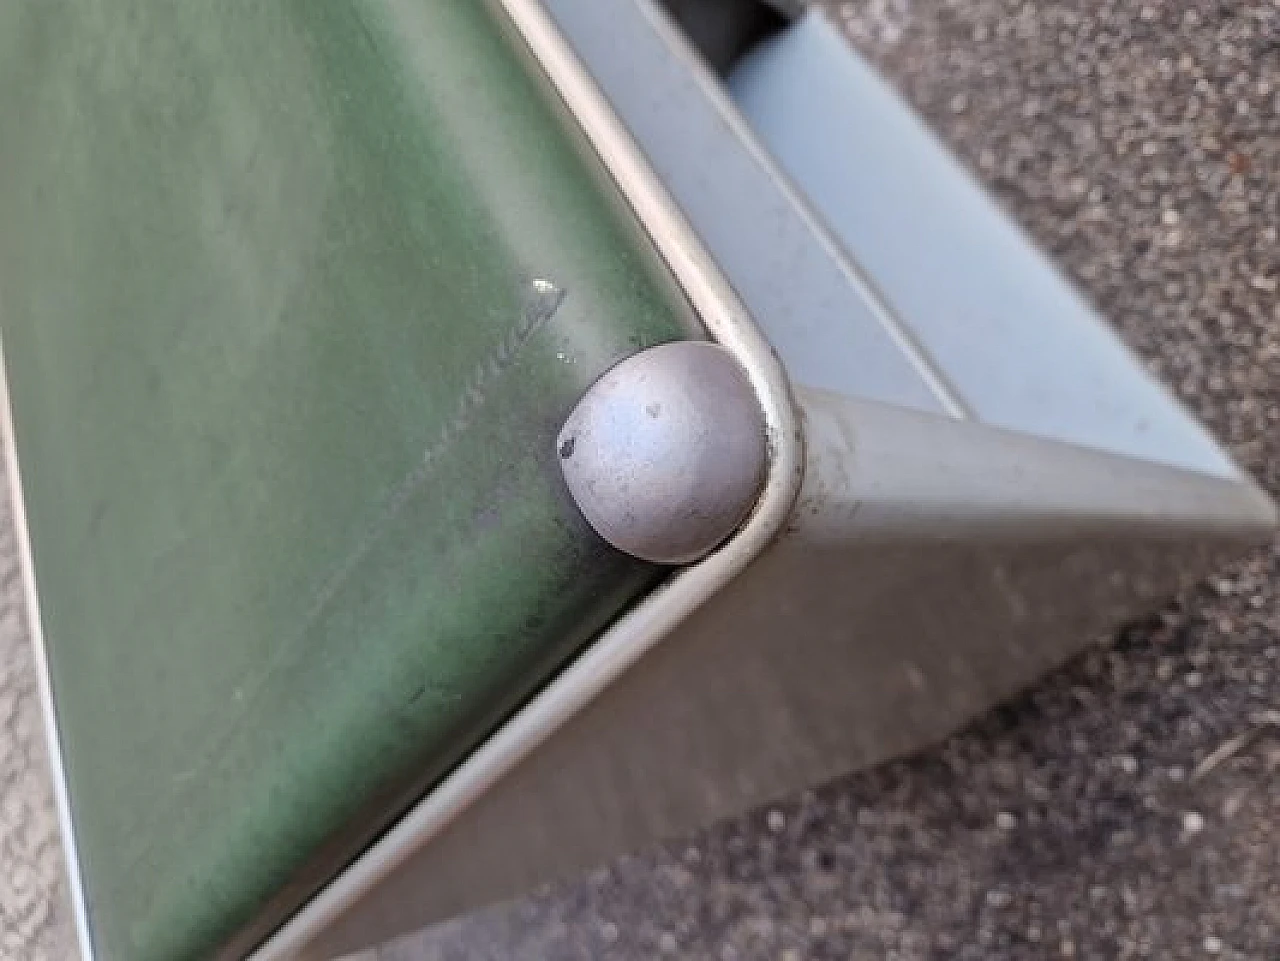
[730,13,1239,478]
[545,0,958,416]
[297,389,1274,957]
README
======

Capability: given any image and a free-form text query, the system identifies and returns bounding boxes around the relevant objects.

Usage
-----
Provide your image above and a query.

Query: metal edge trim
[0,338,97,960]
[638,2,970,420]
[249,0,805,957]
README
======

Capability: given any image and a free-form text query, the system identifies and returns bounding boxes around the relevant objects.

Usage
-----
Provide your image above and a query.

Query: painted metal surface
[262,5,1275,956]
[729,12,1239,477]
[544,0,966,418]
[6,1,1271,957]
[253,0,805,955]
[558,342,767,564]
[0,2,704,958]
[286,389,1275,958]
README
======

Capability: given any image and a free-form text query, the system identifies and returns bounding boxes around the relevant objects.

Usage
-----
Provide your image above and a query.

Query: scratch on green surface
[127,279,568,869]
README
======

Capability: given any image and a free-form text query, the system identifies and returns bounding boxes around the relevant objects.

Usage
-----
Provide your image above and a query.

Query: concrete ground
[2,0,1276,958]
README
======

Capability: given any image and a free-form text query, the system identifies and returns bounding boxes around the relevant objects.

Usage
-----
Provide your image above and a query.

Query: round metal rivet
[557,341,768,564]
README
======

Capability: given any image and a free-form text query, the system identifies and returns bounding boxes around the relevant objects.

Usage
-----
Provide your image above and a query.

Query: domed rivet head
[557,341,768,565]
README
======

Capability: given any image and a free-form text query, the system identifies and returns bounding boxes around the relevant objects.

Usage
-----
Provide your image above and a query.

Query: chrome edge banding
[250,0,804,956]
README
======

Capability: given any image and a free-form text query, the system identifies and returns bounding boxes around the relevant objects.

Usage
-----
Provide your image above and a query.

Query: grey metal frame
[290,389,1272,958]
[547,0,966,417]
[728,12,1238,477]
[255,2,1274,959]
[252,0,806,953]
[13,1,1273,957]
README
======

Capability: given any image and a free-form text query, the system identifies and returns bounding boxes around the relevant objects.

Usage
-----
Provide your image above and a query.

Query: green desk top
[0,2,698,957]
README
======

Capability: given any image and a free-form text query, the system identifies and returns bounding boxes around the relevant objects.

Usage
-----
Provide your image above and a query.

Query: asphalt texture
[2,1,1277,958]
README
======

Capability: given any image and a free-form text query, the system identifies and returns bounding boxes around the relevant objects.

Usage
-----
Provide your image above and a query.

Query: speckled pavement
[3,1,1277,958]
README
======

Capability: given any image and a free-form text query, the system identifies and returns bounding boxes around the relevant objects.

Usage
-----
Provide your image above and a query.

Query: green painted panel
[0,2,699,958]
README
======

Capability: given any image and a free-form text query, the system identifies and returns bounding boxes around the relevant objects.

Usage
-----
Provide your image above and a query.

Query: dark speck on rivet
[559,436,576,459]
